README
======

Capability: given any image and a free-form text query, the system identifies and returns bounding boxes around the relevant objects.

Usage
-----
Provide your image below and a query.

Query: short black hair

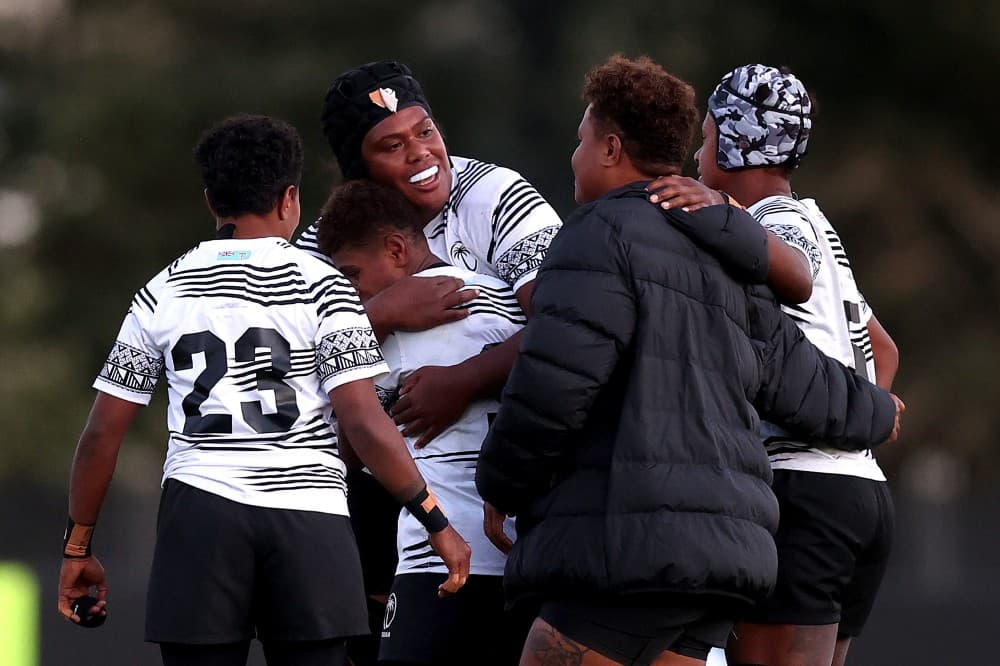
[583,55,698,173]
[317,180,426,257]
[194,114,303,218]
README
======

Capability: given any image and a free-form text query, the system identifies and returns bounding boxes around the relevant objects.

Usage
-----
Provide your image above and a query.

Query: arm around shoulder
[476,209,635,513]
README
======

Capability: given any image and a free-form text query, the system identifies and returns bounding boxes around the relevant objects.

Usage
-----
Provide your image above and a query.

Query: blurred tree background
[1,1,997,664]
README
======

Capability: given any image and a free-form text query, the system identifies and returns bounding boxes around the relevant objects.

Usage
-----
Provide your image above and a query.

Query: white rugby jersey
[93,236,389,514]
[296,155,562,293]
[375,265,524,576]
[751,196,885,481]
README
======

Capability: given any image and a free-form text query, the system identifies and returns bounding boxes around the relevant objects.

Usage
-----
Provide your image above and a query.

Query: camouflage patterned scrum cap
[321,60,432,180]
[708,64,812,171]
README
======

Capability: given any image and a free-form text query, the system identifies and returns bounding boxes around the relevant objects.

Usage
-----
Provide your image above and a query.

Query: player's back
[100,236,380,515]
[376,264,525,576]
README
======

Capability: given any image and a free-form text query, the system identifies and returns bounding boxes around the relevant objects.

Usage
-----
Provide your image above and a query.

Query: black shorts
[744,470,895,636]
[347,469,399,598]
[146,479,369,644]
[539,597,736,665]
[378,574,531,665]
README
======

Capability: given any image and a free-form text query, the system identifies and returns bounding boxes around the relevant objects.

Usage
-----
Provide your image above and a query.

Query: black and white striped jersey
[296,155,562,293]
[93,236,389,514]
[751,196,884,481]
[376,266,524,576]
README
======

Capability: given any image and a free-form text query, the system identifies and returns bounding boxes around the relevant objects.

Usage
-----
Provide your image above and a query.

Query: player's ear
[384,232,408,267]
[277,185,298,221]
[604,133,624,167]
[203,189,218,218]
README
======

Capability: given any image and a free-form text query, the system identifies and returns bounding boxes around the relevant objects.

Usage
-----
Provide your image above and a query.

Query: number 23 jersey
[92,236,389,515]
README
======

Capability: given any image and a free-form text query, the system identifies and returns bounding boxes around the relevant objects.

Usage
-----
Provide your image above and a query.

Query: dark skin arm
[363,275,479,342]
[331,378,471,596]
[390,282,532,448]
[647,175,812,304]
[58,392,144,624]
[868,314,899,390]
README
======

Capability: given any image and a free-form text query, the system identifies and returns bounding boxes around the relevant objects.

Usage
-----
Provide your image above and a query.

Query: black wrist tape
[63,517,95,558]
[403,486,449,534]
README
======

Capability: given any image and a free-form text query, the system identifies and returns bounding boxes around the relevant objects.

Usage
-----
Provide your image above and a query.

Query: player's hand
[886,393,906,443]
[392,364,476,448]
[57,556,108,625]
[647,175,726,212]
[428,524,471,597]
[368,275,479,335]
[483,502,514,555]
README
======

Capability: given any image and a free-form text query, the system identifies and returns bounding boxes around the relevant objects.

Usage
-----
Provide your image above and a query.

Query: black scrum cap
[321,60,432,180]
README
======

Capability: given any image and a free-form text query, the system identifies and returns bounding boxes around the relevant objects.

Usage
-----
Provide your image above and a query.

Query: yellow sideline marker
[0,562,39,666]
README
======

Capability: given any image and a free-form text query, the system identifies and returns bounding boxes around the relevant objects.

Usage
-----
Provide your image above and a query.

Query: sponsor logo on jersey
[216,250,252,261]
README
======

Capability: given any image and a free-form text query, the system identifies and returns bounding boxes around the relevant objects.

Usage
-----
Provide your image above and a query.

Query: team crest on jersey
[216,250,251,261]
[369,87,399,113]
[382,592,397,636]
[450,241,478,271]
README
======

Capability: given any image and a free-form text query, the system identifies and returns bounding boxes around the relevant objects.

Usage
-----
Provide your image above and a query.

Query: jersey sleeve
[315,272,390,393]
[757,208,822,279]
[92,282,165,405]
[455,166,562,293]
[488,176,562,292]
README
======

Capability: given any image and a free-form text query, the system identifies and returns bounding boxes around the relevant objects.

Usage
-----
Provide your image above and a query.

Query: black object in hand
[71,595,107,628]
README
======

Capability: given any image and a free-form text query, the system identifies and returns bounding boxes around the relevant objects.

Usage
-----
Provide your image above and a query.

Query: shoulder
[450,155,539,212]
[277,239,348,281]
[749,195,815,228]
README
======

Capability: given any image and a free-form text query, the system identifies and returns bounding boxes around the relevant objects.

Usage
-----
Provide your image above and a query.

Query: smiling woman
[293,58,563,666]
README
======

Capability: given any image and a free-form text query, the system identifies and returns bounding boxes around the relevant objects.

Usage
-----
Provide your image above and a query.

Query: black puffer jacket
[476,182,895,607]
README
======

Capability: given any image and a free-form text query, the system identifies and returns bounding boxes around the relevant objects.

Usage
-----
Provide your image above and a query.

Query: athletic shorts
[538,597,736,665]
[145,479,369,644]
[378,574,531,665]
[347,469,399,598]
[744,470,895,636]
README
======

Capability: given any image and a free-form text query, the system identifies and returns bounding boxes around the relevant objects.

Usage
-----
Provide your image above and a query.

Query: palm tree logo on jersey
[383,593,397,630]
[450,241,478,271]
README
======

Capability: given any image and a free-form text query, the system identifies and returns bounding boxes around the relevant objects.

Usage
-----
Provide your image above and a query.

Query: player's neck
[728,173,793,208]
[215,213,291,241]
[408,249,447,276]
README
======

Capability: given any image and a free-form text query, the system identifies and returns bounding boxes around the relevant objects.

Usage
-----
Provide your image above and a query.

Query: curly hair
[194,114,303,218]
[583,55,698,172]
[316,179,425,257]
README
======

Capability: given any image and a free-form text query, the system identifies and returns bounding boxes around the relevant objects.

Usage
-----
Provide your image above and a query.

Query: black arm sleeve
[661,204,770,284]
[476,210,636,514]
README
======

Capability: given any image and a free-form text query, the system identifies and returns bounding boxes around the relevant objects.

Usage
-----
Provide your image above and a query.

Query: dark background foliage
[1,1,996,663]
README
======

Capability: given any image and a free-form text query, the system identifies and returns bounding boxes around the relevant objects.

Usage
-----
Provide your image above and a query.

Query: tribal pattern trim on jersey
[494,224,560,287]
[98,341,164,397]
[769,224,822,278]
[488,179,549,262]
[318,327,384,383]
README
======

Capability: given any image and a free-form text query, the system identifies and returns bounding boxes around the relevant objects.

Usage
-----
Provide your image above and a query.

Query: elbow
[773,278,813,305]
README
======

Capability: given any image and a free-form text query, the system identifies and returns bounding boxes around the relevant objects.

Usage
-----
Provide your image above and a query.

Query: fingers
[414,425,444,449]
[441,288,479,310]
[438,571,466,598]
[57,594,76,622]
[485,523,514,555]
